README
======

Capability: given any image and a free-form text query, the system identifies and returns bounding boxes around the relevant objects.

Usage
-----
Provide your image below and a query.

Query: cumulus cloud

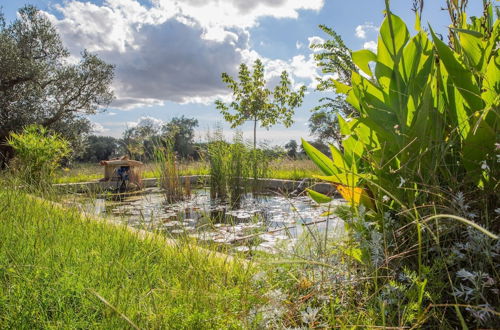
[44,0,324,109]
[91,122,109,134]
[127,116,164,130]
[355,22,378,39]
[363,40,377,52]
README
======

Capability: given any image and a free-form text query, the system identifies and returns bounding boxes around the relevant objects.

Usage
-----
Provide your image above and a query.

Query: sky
[2,0,484,145]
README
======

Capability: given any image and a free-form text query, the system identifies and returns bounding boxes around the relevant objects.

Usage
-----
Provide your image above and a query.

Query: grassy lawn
[54,159,321,183]
[0,188,263,328]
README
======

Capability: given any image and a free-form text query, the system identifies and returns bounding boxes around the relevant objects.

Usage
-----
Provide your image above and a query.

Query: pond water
[65,187,345,253]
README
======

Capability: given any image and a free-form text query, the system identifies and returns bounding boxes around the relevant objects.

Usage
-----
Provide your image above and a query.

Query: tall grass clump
[301,1,499,327]
[228,132,250,207]
[6,124,70,190]
[207,129,270,206]
[207,127,230,200]
[154,135,187,203]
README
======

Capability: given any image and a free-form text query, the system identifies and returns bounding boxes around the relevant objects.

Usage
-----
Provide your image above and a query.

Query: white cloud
[154,0,324,30]
[91,122,109,134]
[44,0,324,109]
[127,116,164,129]
[355,22,378,39]
[295,40,303,49]
[363,40,377,52]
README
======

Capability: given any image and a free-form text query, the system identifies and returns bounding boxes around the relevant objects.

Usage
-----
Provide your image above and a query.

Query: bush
[7,125,70,186]
[303,2,499,328]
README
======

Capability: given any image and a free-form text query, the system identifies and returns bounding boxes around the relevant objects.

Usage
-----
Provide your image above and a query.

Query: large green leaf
[352,49,377,76]
[306,189,332,204]
[463,116,496,184]
[430,27,484,112]
[301,139,336,176]
[458,30,487,71]
[379,12,409,61]
[481,53,500,108]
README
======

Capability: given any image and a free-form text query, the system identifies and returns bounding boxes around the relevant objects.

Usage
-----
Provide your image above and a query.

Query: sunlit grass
[54,159,319,183]
[0,188,262,328]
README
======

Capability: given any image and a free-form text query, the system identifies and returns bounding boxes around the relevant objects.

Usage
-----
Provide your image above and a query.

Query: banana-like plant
[304,2,499,214]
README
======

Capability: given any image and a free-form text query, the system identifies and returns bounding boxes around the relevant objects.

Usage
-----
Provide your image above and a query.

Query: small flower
[480,160,490,171]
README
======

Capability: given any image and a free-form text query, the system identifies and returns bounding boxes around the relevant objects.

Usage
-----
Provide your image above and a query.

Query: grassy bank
[54,159,320,183]
[0,188,262,328]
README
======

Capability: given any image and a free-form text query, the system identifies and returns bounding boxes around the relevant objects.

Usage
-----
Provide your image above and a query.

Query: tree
[284,139,298,158]
[309,25,357,145]
[77,135,119,163]
[0,6,114,166]
[215,59,306,150]
[120,121,160,161]
[161,116,199,158]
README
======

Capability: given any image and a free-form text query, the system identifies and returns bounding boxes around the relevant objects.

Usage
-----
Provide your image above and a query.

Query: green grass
[0,188,262,329]
[53,159,319,184]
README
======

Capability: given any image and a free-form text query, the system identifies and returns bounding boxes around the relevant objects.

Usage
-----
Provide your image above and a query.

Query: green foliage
[161,116,199,159]
[121,116,199,161]
[7,125,70,186]
[155,135,186,203]
[215,59,306,149]
[0,188,261,328]
[304,2,499,327]
[77,135,119,162]
[207,129,269,206]
[309,25,357,144]
[0,5,114,165]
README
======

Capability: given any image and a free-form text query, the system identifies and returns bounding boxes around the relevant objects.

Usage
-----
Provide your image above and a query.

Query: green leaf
[458,31,486,70]
[306,189,332,204]
[379,12,409,61]
[333,80,351,94]
[463,116,496,184]
[343,247,364,264]
[301,138,336,176]
[430,27,484,111]
[450,28,483,38]
[352,49,377,76]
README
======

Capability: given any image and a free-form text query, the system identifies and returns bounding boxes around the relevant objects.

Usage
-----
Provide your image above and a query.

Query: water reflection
[67,187,345,253]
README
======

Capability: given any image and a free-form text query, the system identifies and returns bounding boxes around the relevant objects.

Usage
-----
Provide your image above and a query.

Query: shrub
[7,125,70,186]
[303,2,499,327]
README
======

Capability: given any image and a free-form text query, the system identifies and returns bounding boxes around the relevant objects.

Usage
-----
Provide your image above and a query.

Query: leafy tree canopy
[215,59,306,149]
[0,5,114,165]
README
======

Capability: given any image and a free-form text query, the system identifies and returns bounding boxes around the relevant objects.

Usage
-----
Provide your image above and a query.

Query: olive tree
[0,5,114,166]
[215,59,306,150]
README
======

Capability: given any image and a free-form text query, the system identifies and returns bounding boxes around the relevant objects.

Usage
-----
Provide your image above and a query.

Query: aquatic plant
[155,134,186,203]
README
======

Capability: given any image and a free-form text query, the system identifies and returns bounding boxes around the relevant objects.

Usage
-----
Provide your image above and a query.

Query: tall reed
[155,137,186,203]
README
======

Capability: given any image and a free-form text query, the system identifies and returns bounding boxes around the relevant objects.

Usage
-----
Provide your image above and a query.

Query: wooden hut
[99,156,144,190]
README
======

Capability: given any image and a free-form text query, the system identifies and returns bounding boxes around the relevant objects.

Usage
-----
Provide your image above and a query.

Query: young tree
[215,59,306,150]
[0,6,114,166]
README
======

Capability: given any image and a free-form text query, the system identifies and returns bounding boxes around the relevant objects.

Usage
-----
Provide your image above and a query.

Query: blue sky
[2,0,484,145]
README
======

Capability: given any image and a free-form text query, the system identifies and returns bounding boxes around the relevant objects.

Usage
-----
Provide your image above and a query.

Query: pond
[64,187,346,253]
